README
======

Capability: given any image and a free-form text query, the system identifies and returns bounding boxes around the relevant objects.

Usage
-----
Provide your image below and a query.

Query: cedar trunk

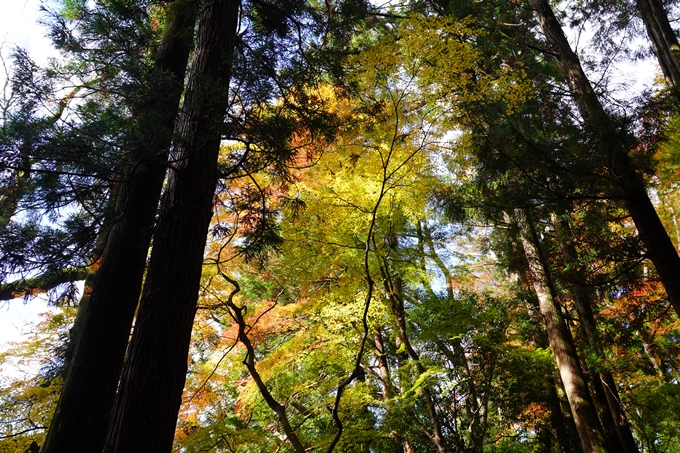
[521,295,580,453]
[104,0,240,451]
[527,0,680,319]
[553,217,640,453]
[515,209,610,453]
[636,0,680,105]
[40,3,197,452]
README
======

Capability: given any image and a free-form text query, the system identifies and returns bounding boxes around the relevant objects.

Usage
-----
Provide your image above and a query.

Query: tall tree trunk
[553,216,640,453]
[104,1,240,451]
[510,224,582,453]
[590,373,627,453]
[637,326,669,378]
[547,372,582,453]
[61,181,128,378]
[636,0,680,105]
[526,0,680,319]
[513,209,610,453]
[520,277,581,453]
[41,3,198,452]
[374,328,418,453]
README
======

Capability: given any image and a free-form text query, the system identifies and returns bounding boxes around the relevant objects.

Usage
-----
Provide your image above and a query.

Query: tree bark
[41,3,197,452]
[636,0,680,105]
[520,274,581,453]
[553,216,640,453]
[104,0,240,451]
[528,311,581,453]
[514,208,610,453]
[374,327,394,400]
[526,0,680,319]
[547,372,582,453]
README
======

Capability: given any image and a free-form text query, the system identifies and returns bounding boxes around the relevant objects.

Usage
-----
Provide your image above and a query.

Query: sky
[1,0,55,61]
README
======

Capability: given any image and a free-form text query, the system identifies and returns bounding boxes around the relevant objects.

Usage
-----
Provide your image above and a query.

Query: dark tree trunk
[636,0,680,105]
[526,0,680,319]
[514,209,609,453]
[547,372,582,453]
[590,376,626,453]
[41,3,198,452]
[104,0,240,451]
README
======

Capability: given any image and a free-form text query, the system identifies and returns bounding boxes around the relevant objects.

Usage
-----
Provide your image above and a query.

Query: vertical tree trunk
[41,3,198,452]
[526,0,680,319]
[547,372,582,453]
[637,326,669,378]
[374,328,394,400]
[553,216,640,453]
[374,328,418,453]
[524,299,581,453]
[104,1,240,451]
[636,0,680,105]
[590,374,627,453]
[512,229,584,453]
[514,209,610,453]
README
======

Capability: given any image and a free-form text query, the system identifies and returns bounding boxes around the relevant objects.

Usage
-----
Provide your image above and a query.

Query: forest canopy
[1,0,679,452]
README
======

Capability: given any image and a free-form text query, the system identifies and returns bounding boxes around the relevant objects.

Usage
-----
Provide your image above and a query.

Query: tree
[170,15,589,451]
[103,0,241,450]
[552,214,639,453]
[513,208,609,453]
[526,0,680,319]
[0,307,74,452]
[41,1,199,451]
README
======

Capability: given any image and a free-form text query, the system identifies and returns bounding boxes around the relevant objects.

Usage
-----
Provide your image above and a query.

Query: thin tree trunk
[374,328,416,453]
[374,328,394,400]
[514,208,609,453]
[41,3,198,452]
[636,0,680,105]
[638,326,668,379]
[379,260,447,453]
[104,1,240,451]
[526,0,680,319]
[590,375,626,453]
